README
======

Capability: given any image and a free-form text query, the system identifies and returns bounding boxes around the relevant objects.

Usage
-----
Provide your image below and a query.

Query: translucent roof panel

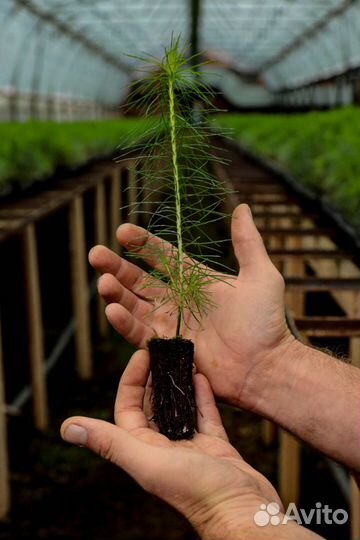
[0,0,129,104]
[28,0,189,69]
[201,0,346,73]
[1,0,360,107]
[263,2,360,90]
[24,0,352,73]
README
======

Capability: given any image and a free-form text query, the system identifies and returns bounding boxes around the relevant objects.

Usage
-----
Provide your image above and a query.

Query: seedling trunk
[123,36,231,440]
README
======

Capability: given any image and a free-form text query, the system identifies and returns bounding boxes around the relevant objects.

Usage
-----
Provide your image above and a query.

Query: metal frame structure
[1,0,360,116]
[1,1,359,535]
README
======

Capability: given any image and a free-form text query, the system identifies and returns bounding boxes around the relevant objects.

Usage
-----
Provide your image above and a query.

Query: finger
[231,204,271,277]
[89,245,163,299]
[194,374,228,441]
[117,224,197,275]
[105,303,154,349]
[114,350,150,431]
[98,273,152,318]
[61,416,161,489]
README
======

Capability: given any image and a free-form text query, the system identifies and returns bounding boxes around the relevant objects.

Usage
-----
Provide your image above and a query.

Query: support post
[24,224,48,430]
[69,196,92,379]
[279,430,301,505]
[0,321,9,519]
[95,181,109,339]
[110,168,122,253]
[128,164,138,226]
[190,0,201,63]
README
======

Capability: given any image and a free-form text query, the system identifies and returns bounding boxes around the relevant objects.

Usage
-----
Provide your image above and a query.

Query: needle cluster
[121,36,233,336]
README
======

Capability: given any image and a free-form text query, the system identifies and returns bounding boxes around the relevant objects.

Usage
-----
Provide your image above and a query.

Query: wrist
[239,334,308,418]
[186,494,269,540]
[187,495,322,540]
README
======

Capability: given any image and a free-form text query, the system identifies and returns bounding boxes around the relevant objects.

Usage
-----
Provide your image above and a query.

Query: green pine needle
[120,35,235,337]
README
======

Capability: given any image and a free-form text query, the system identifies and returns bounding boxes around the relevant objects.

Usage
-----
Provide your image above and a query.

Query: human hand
[61,350,320,539]
[89,204,294,410]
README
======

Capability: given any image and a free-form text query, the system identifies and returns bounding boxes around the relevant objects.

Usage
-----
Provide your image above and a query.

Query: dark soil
[149,337,195,440]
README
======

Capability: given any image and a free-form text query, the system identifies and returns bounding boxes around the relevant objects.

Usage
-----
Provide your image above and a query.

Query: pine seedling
[119,36,233,440]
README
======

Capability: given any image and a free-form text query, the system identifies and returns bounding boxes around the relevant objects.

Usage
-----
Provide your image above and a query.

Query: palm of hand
[91,228,289,406]
[109,350,281,526]
[62,348,282,536]
[142,274,283,392]
[131,426,279,512]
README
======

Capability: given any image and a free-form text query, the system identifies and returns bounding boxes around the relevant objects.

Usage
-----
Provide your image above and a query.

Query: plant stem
[168,76,184,337]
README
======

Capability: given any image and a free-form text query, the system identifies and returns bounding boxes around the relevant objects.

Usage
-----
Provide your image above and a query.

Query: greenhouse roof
[1,0,360,105]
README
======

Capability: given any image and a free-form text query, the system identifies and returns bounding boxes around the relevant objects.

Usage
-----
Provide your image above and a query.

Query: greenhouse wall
[1,2,360,540]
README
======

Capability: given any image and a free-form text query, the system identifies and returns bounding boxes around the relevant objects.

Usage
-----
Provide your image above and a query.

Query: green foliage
[0,118,155,193]
[123,36,232,336]
[216,107,360,229]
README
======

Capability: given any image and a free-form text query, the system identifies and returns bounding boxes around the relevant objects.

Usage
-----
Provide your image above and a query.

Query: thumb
[61,416,156,486]
[231,204,270,276]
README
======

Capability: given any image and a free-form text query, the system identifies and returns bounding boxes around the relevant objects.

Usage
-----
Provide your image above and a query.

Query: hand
[88,204,360,476]
[61,350,319,540]
[89,204,294,410]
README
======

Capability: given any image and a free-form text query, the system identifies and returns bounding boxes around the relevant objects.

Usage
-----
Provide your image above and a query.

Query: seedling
[122,36,232,440]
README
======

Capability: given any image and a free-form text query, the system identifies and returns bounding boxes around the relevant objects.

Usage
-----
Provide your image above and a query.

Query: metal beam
[285,277,360,291]
[295,317,360,337]
[268,248,350,261]
[258,0,357,74]
[11,0,132,74]
[190,0,201,63]
[274,66,360,94]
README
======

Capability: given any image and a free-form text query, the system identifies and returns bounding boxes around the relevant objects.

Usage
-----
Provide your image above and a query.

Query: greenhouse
[0,1,360,540]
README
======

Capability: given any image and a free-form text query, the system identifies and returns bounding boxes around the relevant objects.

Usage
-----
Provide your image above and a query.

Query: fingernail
[128,233,148,248]
[63,424,88,446]
[246,205,252,218]
[116,223,127,233]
